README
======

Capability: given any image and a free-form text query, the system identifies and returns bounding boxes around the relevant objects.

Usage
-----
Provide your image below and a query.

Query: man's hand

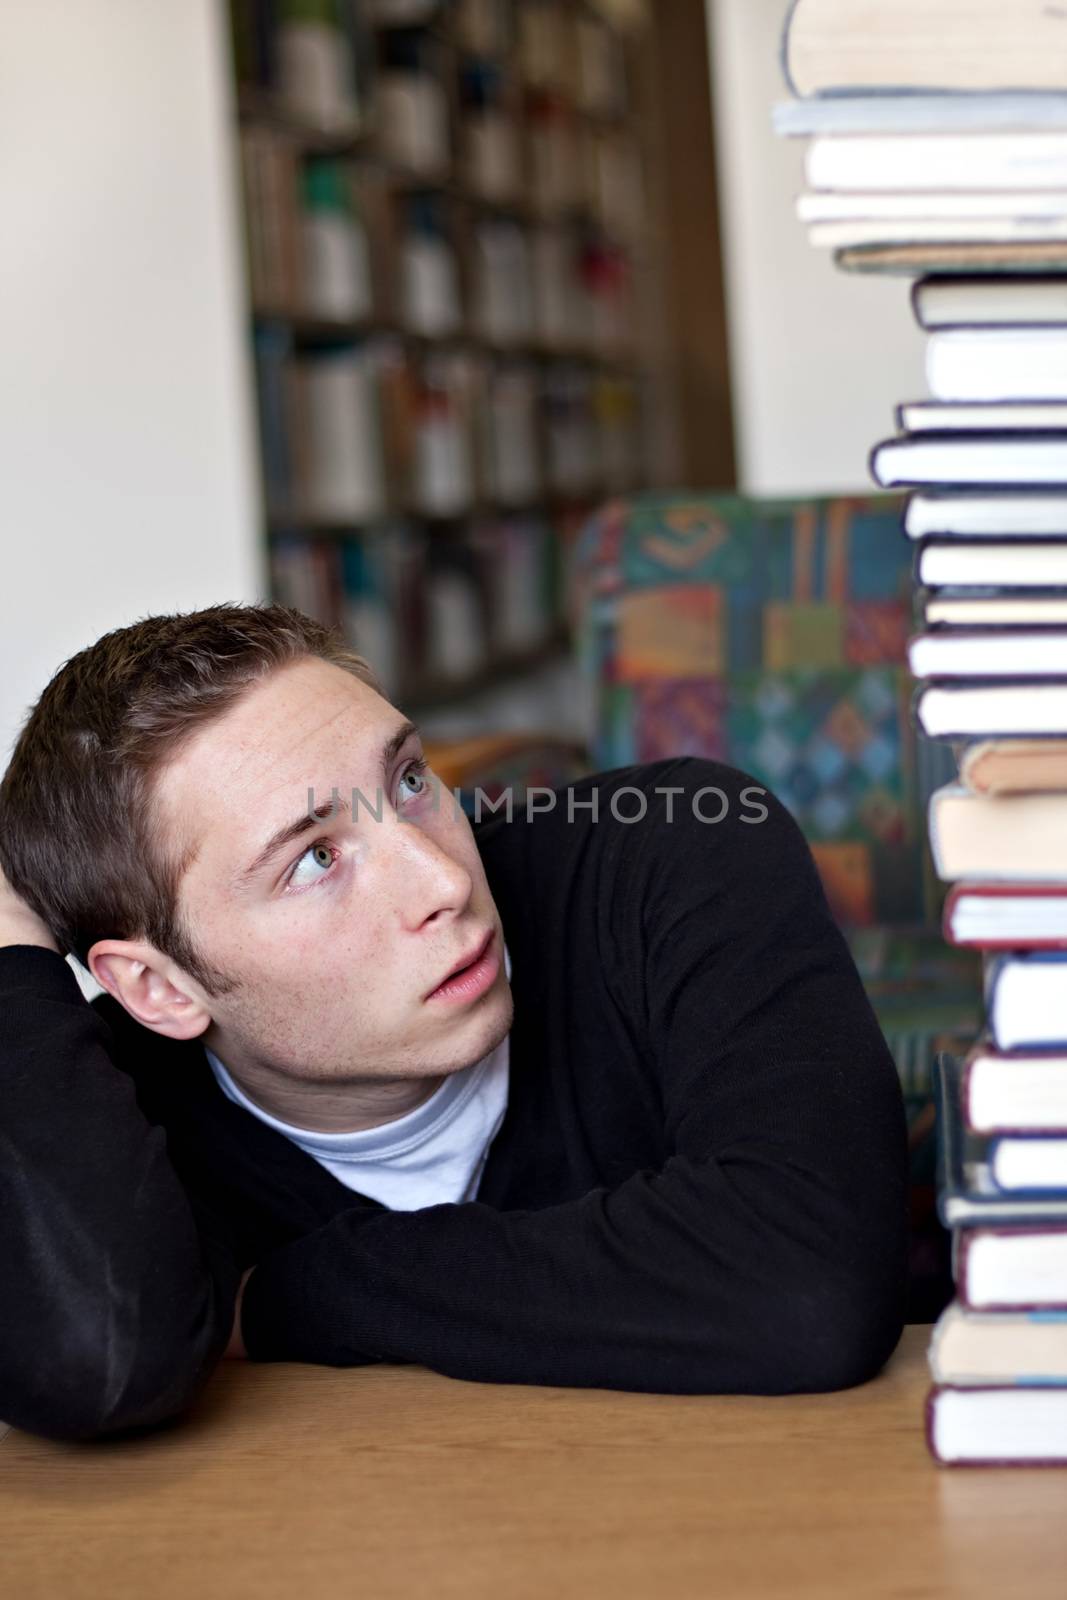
[0,865,58,953]
[225,1269,254,1359]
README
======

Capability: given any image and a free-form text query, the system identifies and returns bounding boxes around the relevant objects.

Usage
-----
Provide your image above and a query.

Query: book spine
[779,0,805,100]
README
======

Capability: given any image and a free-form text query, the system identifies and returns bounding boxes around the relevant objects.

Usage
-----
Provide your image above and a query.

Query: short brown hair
[0,603,383,994]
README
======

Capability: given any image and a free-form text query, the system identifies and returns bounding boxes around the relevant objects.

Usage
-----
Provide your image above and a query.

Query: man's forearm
[0,946,242,1439]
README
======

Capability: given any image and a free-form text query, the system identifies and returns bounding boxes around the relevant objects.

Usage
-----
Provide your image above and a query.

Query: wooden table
[1,1325,1064,1600]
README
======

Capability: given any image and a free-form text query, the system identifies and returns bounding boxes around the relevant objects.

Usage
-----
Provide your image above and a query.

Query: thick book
[837,240,1067,276]
[775,95,1067,140]
[873,434,1067,488]
[811,217,1067,254]
[928,329,1067,403]
[928,786,1067,879]
[957,1224,1067,1312]
[960,1040,1067,1134]
[806,134,1067,196]
[914,276,1067,332]
[905,490,1067,539]
[934,1050,1067,1227]
[783,0,1067,98]
[899,402,1067,435]
[945,886,1067,954]
[926,1384,1067,1466]
[957,736,1067,790]
[908,630,1067,680]
[987,952,1067,1051]
[917,541,1067,588]
[928,1300,1067,1385]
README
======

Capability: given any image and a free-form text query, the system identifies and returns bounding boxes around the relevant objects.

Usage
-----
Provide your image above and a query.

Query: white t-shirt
[204,943,511,1212]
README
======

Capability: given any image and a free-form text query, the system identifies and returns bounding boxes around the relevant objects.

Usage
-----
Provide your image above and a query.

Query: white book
[961,1226,1067,1312]
[775,95,1067,140]
[906,492,1067,538]
[929,329,1067,402]
[993,1139,1067,1193]
[809,217,1067,252]
[909,630,1067,680]
[919,542,1067,587]
[914,276,1067,331]
[990,955,1067,1051]
[806,134,1067,195]
[925,596,1067,625]
[928,1386,1067,1467]
[964,1050,1067,1135]
[799,192,1067,224]
[919,683,1067,738]
[899,402,1067,434]
[873,435,1067,488]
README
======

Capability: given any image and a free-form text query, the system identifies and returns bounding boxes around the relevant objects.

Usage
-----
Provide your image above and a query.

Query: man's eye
[288,840,336,890]
[398,757,430,802]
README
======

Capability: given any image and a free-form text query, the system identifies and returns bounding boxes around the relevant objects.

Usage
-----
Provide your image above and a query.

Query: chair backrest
[569,491,953,930]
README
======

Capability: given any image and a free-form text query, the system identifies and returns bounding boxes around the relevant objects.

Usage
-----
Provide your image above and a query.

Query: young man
[0,604,909,1443]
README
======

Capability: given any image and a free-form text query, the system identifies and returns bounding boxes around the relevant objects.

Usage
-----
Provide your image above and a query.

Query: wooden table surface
[1,1324,1064,1600]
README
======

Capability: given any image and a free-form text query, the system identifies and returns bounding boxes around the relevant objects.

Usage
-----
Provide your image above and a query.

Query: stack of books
[777,0,1067,1468]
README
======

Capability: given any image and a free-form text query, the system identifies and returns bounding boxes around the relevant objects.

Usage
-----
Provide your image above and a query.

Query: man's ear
[88,938,212,1040]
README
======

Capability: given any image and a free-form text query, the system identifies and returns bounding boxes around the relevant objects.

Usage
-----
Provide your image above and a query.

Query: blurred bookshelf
[225,0,666,725]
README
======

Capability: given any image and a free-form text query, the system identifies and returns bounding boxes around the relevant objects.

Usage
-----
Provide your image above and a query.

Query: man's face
[153,657,513,1085]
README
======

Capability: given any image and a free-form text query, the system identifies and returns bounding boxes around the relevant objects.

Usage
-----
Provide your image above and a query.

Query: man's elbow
[781,1270,908,1395]
[0,1306,226,1443]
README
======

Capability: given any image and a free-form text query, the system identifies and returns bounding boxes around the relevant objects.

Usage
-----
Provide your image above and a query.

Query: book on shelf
[905,489,1067,539]
[945,887,1067,955]
[928,1300,1067,1385]
[933,1051,1067,1228]
[782,0,1067,99]
[908,630,1067,681]
[956,737,1067,792]
[913,275,1067,331]
[956,1224,1067,1312]
[956,1040,1067,1134]
[927,786,1067,878]
[872,435,1067,489]
[926,328,1067,403]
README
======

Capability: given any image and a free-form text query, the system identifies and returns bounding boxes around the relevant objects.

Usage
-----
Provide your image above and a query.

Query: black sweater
[0,757,909,1441]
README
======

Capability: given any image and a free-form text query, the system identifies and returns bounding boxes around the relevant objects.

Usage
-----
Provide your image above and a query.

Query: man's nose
[388,817,473,930]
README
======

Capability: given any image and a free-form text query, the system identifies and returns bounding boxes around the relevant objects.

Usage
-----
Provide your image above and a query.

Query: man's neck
[204,1043,448,1135]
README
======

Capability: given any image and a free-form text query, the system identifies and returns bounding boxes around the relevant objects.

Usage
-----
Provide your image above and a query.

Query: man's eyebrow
[236,719,421,888]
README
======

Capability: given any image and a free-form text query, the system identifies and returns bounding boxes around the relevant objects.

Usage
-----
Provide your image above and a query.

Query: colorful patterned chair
[569,492,985,1320]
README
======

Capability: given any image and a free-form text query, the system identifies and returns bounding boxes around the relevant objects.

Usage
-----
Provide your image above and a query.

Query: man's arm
[239,761,910,1395]
[0,871,242,1441]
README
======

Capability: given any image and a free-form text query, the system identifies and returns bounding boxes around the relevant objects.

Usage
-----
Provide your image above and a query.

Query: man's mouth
[424,928,496,1002]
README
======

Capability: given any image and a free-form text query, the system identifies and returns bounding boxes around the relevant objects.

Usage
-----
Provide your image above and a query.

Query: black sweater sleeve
[0,947,241,1441]
[241,762,910,1395]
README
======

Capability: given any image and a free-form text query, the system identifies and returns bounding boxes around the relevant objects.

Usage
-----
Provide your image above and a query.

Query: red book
[943,882,1067,950]
[926,1383,1067,1467]
[957,1224,1067,1312]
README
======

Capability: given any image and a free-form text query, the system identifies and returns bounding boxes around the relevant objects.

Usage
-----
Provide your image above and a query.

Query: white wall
[705,0,927,497]
[0,0,264,765]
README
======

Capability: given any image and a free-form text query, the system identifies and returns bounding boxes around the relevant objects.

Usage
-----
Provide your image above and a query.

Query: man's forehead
[157,660,405,866]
